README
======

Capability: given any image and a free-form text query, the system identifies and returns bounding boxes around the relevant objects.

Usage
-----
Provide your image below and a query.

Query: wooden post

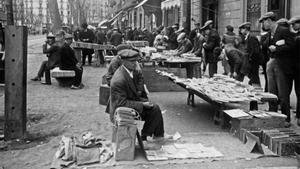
[4,26,27,140]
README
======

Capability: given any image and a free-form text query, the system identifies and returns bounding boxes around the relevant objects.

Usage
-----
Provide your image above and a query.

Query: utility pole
[4,0,28,140]
[6,0,14,25]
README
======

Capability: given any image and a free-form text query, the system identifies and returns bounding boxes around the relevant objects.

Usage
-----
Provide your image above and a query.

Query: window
[268,0,290,19]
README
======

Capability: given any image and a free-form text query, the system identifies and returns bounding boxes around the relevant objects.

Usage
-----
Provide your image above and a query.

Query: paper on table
[223,109,251,118]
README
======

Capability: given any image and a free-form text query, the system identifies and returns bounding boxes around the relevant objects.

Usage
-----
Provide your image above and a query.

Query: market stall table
[156,71,278,127]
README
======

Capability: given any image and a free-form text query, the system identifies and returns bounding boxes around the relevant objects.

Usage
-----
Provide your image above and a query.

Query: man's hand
[76,62,82,68]
[269,45,276,53]
[143,102,153,109]
[233,72,237,78]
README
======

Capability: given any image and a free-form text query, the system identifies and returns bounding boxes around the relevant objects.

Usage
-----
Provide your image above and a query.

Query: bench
[51,67,75,87]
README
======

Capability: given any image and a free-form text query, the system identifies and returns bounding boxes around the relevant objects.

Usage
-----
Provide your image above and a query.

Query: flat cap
[64,33,73,39]
[201,20,213,30]
[288,16,300,24]
[177,32,186,42]
[276,18,288,24]
[118,49,140,61]
[116,44,133,52]
[172,24,179,28]
[238,22,251,29]
[259,12,276,23]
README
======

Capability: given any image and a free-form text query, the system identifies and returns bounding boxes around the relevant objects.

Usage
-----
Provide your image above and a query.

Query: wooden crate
[99,84,110,105]
[114,124,137,161]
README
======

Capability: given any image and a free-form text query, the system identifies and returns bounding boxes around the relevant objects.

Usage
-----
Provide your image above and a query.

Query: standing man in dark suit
[31,33,61,85]
[109,49,166,142]
[288,16,300,126]
[109,28,123,46]
[95,26,107,65]
[260,12,295,127]
[202,20,221,77]
[60,34,84,89]
[109,28,123,55]
[79,22,95,66]
[238,22,261,86]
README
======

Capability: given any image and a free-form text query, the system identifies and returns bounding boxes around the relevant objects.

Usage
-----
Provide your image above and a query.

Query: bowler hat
[46,32,55,38]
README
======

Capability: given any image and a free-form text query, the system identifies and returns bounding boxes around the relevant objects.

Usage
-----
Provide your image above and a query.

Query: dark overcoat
[109,66,144,122]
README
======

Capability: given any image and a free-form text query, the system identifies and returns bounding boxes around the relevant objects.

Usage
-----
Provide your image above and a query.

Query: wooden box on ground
[115,124,137,161]
[99,84,110,105]
[231,116,286,136]
[142,65,186,92]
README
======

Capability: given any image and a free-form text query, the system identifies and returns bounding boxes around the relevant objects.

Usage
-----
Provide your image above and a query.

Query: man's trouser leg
[99,50,104,64]
[273,59,293,122]
[208,63,217,78]
[45,66,51,84]
[140,104,164,138]
[37,61,48,78]
[72,67,83,86]
[267,59,278,112]
[262,63,268,92]
[248,63,260,86]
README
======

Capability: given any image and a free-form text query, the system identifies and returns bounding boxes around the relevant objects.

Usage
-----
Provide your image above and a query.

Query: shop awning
[135,0,148,8]
[108,10,123,23]
[161,0,180,10]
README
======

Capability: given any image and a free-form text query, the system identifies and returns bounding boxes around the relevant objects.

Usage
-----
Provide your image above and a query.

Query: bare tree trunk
[6,0,14,25]
[48,0,62,33]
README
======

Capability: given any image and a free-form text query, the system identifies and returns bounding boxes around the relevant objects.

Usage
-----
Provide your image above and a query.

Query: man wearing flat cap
[238,22,261,86]
[60,34,84,89]
[109,48,166,142]
[289,16,300,125]
[105,44,147,113]
[202,20,221,77]
[189,22,201,45]
[260,12,295,127]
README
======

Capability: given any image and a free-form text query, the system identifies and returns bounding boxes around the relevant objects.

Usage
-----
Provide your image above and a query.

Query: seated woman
[60,34,84,89]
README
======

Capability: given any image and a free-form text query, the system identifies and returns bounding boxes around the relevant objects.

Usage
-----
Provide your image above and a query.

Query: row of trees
[6,0,90,33]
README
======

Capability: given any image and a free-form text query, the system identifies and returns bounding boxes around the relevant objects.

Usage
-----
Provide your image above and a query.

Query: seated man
[31,33,60,84]
[60,34,84,89]
[176,32,193,56]
[109,49,166,142]
[105,44,147,114]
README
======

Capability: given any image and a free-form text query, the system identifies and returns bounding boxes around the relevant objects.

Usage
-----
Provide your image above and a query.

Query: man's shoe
[70,85,80,89]
[142,141,161,150]
[31,77,41,81]
[41,82,51,85]
[152,134,173,142]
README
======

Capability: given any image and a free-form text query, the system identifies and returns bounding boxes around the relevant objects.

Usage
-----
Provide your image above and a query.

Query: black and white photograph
[0,0,300,168]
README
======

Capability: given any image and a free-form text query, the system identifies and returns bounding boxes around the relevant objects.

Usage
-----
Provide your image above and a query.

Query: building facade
[161,0,191,30]
[191,0,300,35]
